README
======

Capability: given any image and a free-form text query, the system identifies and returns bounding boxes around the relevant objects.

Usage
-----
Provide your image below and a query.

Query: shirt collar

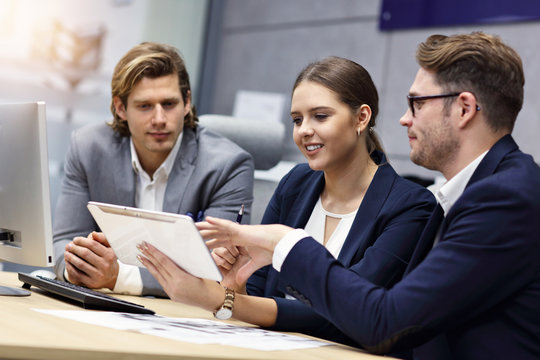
[130,132,183,178]
[435,150,488,215]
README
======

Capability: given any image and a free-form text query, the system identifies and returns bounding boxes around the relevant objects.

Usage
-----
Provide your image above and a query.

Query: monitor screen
[0,102,54,268]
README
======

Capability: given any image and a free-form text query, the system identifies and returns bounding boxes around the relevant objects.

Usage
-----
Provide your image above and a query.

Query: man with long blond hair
[53,42,253,297]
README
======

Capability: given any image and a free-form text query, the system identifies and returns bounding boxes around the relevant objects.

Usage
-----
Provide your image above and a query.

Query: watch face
[215,307,232,320]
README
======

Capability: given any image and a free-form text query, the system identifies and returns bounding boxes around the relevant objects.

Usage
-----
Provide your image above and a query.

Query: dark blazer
[53,122,254,296]
[247,151,436,344]
[278,135,540,359]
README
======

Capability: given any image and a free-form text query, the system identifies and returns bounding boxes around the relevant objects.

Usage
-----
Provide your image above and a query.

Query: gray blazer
[53,122,254,296]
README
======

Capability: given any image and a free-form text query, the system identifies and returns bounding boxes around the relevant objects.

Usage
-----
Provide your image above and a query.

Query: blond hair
[108,42,197,136]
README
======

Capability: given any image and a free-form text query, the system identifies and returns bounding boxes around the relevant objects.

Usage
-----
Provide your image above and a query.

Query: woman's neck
[321,151,378,214]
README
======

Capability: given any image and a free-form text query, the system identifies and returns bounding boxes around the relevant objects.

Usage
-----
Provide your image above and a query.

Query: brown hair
[293,56,383,155]
[416,32,524,132]
[108,42,197,136]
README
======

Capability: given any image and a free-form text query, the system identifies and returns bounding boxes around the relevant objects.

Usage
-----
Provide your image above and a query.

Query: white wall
[0,0,208,122]
[0,0,209,214]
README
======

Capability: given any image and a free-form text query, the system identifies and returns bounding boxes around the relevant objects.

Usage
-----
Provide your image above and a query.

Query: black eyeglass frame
[407,92,461,116]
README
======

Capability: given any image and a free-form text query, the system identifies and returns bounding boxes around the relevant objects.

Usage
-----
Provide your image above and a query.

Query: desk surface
[0,271,392,360]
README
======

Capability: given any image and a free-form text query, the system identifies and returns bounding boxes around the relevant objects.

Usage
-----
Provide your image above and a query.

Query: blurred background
[1,0,539,227]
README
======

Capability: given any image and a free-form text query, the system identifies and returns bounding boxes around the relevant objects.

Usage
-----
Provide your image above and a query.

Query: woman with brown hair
[139,56,435,345]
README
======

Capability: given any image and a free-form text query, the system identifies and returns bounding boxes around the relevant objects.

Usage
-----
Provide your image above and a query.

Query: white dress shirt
[273,150,488,272]
[112,133,183,294]
[435,151,487,215]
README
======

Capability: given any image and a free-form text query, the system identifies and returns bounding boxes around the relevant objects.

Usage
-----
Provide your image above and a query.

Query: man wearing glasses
[199,32,540,359]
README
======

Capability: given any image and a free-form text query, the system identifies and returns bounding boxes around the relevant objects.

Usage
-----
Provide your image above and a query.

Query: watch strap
[213,287,235,319]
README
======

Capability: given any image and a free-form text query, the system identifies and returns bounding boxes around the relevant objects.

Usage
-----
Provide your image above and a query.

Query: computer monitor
[0,102,54,295]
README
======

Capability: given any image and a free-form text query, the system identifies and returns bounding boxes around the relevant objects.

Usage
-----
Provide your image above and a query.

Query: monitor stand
[0,285,30,296]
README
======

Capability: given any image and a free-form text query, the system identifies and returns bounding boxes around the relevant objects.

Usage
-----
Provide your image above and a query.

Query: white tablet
[87,201,222,282]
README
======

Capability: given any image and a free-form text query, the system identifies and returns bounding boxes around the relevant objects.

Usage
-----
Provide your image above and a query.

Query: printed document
[33,309,329,351]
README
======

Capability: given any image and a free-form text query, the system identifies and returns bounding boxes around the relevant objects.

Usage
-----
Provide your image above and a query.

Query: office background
[0,0,539,225]
[199,0,540,178]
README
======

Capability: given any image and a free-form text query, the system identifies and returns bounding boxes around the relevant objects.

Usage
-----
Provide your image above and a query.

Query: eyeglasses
[407,92,460,117]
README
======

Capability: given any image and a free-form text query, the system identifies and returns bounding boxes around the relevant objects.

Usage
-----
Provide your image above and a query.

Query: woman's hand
[197,217,293,285]
[212,246,251,293]
[137,242,223,311]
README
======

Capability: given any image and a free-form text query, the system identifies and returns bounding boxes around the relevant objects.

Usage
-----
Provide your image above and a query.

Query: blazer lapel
[286,171,325,228]
[467,134,517,188]
[112,135,136,206]
[338,154,396,266]
[405,135,517,275]
[163,127,198,213]
[271,171,323,296]
[404,204,444,275]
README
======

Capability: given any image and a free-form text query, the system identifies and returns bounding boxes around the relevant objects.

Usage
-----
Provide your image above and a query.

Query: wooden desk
[0,271,393,360]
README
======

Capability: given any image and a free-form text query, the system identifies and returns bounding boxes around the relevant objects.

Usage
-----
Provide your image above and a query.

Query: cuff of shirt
[273,229,310,272]
[113,260,143,295]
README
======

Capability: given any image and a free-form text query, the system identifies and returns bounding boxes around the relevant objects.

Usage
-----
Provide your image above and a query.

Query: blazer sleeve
[52,131,97,280]
[270,185,436,345]
[278,182,540,354]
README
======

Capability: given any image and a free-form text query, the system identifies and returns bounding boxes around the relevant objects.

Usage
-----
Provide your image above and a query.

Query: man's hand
[197,217,293,285]
[211,246,251,293]
[64,231,119,290]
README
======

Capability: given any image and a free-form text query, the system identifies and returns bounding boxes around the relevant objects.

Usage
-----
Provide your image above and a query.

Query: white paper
[33,309,329,351]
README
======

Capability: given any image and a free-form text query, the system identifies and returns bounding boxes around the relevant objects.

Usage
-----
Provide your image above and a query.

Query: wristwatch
[213,287,235,320]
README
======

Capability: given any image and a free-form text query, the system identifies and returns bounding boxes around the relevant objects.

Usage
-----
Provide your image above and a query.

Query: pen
[196,210,204,222]
[186,210,204,222]
[236,204,244,224]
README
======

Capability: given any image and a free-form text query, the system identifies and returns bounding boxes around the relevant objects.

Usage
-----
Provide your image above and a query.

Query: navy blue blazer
[247,151,436,343]
[278,136,540,359]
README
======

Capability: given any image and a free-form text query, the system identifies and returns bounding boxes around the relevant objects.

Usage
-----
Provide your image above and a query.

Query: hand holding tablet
[87,201,223,282]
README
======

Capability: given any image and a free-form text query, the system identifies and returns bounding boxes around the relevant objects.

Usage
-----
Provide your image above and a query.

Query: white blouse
[304,197,358,259]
